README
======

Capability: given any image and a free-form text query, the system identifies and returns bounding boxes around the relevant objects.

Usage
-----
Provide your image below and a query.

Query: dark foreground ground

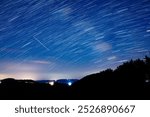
[0,56,150,100]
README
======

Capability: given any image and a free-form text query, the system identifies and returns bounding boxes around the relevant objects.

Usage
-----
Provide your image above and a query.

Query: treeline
[72,56,150,99]
[0,56,150,99]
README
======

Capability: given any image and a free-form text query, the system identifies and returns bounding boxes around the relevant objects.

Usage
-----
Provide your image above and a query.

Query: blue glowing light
[68,82,72,86]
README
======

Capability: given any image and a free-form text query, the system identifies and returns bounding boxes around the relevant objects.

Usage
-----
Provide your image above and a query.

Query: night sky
[0,0,150,80]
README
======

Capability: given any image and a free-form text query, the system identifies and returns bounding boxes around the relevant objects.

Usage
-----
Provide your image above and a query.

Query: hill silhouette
[0,56,150,100]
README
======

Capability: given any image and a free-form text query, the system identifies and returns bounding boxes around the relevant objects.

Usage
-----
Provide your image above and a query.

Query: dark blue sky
[0,0,150,80]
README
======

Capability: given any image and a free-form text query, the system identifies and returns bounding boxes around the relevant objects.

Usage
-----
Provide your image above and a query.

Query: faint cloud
[107,56,117,61]
[60,7,72,16]
[30,60,52,65]
[117,59,128,63]
[146,29,150,32]
[73,21,96,34]
[94,59,102,64]
[0,60,56,80]
[94,42,112,52]
[54,6,72,16]
[0,47,23,53]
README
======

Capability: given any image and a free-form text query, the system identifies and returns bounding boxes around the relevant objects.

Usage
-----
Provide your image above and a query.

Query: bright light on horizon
[68,82,72,86]
[49,81,54,86]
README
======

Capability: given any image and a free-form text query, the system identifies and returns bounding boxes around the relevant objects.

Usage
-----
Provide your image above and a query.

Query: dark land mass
[0,56,150,100]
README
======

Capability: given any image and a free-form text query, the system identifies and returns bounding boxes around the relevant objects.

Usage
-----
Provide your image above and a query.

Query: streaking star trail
[0,0,150,80]
[33,36,50,51]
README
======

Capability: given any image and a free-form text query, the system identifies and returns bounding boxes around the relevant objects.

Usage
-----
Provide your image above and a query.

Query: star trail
[0,0,150,80]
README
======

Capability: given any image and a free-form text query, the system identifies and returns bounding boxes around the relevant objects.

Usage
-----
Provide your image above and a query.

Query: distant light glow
[145,80,150,83]
[49,81,54,86]
[68,82,72,86]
